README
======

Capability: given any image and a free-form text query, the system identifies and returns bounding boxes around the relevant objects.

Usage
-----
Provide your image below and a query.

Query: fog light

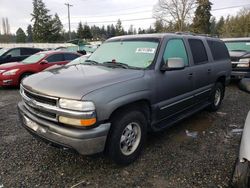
[59,116,96,127]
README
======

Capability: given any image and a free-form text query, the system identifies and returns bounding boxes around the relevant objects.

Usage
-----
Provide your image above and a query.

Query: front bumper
[0,74,18,86]
[231,70,250,79]
[18,102,111,155]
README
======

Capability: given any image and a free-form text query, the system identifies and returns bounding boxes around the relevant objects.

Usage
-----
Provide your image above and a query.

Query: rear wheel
[107,110,147,165]
[208,82,224,111]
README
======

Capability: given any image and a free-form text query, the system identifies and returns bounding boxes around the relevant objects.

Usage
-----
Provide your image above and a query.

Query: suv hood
[22,64,145,100]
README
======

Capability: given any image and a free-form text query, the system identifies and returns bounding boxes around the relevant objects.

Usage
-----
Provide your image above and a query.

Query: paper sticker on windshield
[246,43,250,45]
[136,48,156,54]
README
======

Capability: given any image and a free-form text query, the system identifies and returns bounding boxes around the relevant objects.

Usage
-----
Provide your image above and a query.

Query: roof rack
[175,32,218,38]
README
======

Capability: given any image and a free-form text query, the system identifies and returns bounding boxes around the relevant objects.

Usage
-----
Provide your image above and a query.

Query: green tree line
[0,0,249,43]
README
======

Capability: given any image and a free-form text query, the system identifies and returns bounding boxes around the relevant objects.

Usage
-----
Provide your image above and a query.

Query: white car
[232,111,250,187]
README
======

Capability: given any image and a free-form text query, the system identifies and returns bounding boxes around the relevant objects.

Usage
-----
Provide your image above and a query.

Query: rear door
[187,39,212,103]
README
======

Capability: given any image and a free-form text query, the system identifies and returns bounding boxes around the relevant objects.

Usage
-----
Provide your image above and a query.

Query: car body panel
[239,111,250,162]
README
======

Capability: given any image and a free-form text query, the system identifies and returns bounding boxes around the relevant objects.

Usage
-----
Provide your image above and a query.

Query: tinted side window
[6,49,21,57]
[46,54,65,63]
[163,39,189,66]
[21,48,41,55]
[207,40,229,61]
[188,39,208,64]
[64,53,80,61]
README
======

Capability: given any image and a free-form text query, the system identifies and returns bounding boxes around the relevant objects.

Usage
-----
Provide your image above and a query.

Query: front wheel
[232,160,250,188]
[107,110,147,165]
[208,82,224,111]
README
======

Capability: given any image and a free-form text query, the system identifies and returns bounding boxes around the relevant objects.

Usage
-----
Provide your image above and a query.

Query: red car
[0,51,81,87]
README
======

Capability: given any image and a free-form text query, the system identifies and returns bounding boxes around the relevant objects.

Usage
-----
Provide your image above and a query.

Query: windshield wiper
[102,61,130,69]
[84,60,100,65]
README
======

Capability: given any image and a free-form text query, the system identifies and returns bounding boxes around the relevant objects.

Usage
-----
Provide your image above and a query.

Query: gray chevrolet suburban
[18,33,231,165]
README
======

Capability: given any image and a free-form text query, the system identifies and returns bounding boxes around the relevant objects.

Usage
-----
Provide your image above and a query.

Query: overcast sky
[0,0,250,34]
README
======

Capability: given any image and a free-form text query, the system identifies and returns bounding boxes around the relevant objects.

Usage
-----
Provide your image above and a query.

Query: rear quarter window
[207,40,229,61]
[188,39,208,65]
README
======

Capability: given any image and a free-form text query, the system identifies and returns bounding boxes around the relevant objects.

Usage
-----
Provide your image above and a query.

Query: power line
[69,9,152,19]
[64,17,154,25]
[211,3,250,11]
[62,3,250,26]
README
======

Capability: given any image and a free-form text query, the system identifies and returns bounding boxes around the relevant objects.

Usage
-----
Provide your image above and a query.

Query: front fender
[239,111,250,162]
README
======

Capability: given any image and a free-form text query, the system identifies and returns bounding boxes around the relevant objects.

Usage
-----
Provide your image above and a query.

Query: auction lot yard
[0,83,249,187]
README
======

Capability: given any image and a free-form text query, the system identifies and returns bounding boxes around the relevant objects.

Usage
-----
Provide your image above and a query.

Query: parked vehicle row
[0,47,43,64]
[223,38,250,79]
[17,33,231,165]
[0,51,81,87]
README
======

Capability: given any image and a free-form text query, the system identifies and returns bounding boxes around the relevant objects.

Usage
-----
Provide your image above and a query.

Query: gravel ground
[0,83,250,188]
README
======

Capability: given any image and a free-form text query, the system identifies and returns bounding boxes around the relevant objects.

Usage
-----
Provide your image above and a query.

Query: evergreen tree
[49,13,63,42]
[154,19,165,33]
[31,0,52,42]
[128,25,134,35]
[215,16,225,36]
[16,28,26,43]
[192,0,212,34]
[83,24,92,39]
[77,22,84,39]
[115,19,124,36]
[26,25,33,42]
[110,24,116,37]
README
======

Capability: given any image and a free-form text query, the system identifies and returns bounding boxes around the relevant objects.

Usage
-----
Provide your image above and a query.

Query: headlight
[59,99,95,111]
[237,58,250,68]
[2,69,19,75]
[0,70,6,74]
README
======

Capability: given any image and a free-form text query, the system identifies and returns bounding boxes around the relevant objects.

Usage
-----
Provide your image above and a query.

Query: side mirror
[40,60,48,65]
[161,58,185,71]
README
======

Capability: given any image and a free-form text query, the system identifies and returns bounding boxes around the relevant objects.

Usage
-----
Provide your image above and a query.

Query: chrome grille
[20,86,58,122]
[23,88,57,106]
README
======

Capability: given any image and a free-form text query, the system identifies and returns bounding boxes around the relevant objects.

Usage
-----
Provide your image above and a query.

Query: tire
[232,160,250,188]
[19,73,32,84]
[239,78,250,93]
[208,82,224,112]
[107,110,147,165]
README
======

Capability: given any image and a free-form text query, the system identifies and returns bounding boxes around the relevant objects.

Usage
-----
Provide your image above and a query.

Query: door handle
[188,73,193,79]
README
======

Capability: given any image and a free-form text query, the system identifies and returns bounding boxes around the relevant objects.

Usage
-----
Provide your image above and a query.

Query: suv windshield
[0,48,8,56]
[225,41,250,52]
[87,40,159,69]
[22,53,46,64]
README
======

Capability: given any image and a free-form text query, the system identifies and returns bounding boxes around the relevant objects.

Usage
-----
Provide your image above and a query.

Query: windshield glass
[67,55,89,66]
[0,48,8,56]
[225,41,250,52]
[88,40,159,68]
[22,53,46,64]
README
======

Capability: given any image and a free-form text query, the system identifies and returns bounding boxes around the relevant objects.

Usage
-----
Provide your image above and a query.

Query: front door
[156,38,194,121]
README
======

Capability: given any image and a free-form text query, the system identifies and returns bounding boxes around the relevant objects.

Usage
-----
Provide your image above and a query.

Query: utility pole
[65,3,73,40]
